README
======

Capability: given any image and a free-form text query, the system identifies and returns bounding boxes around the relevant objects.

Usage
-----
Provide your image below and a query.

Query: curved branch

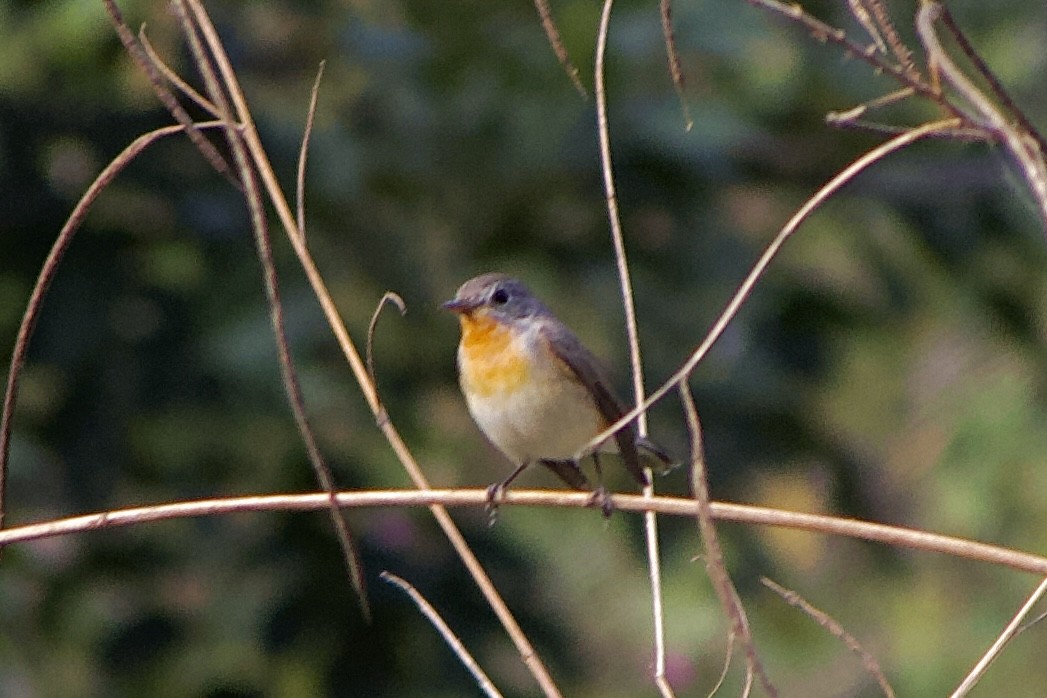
[2,489,1046,577]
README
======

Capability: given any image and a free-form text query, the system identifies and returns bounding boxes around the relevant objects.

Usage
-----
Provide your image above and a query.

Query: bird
[442,272,674,516]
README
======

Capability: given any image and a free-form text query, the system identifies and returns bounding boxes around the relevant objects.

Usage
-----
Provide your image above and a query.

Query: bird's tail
[636,436,682,476]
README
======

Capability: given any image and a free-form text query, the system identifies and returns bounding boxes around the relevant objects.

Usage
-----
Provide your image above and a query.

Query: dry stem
[4,490,1047,577]
[594,1,671,693]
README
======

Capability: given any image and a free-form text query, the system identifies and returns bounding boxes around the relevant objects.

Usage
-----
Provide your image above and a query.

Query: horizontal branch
[1,489,1045,576]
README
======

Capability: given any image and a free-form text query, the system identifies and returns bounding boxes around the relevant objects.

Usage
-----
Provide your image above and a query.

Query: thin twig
[139,24,218,116]
[578,119,961,465]
[745,0,949,112]
[864,0,917,77]
[846,0,887,54]
[175,0,370,621]
[659,0,693,131]
[176,3,561,692]
[825,118,986,142]
[706,630,736,698]
[761,578,895,698]
[4,490,1047,577]
[366,292,407,423]
[594,2,671,694]
[381,572,504,698]
[1019,610,1047,633]
[595,0,646,436]
[297,61,326,244]
[951,576,1047,698]
[826,87,916,125]
[935,4,1047,156]
[916,2,1047,233]
[101,0,236,187]
[531,0,587,98]
[0,121,223,536]
[680,383,776,696]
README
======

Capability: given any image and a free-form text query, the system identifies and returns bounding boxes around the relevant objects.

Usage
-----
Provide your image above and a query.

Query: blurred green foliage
[3,0,1047,695]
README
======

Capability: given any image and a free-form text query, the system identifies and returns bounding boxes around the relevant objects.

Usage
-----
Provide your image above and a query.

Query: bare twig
[762,578,895,698]
[846,0,887,54]
[916,2,1047,232]
[578,119,961,465]
[297,61,326,244]
[680,383,776,696]
[745,0,948,111]
[863,0,917,77]
[531,0,587,98]
[366,292,407,422]
[935,4,1047,156]
[5,490,1047,577]
[139,24,218,116]
[381,572,504,698]
[659,0,693,131]
[0,121,223,536]
[594,2,671,694]
[707,630,736,698]
[101,0,235,186]
[951,576,1047,698]
[824,87,990,139]
[826,117,986,142]
[826,87,916,126]
[595,0,645,433]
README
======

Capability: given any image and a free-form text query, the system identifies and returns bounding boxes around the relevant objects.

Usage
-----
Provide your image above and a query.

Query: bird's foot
[485,482,506,526]
[587,486,614,519]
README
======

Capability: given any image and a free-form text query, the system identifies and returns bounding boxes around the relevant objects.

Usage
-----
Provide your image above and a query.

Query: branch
[3,490,1047,577]
[594,2,672,693]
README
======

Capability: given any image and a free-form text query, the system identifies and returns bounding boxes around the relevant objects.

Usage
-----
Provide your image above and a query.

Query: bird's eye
[491,288,510,305]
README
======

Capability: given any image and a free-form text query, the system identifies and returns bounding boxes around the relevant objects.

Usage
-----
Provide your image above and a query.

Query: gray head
[441,273,550,322]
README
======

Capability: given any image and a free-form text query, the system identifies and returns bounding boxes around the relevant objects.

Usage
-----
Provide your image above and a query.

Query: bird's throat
[458,313,531,397]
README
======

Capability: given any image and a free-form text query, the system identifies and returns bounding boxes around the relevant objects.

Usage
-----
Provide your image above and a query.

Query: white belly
[463,354,607,465]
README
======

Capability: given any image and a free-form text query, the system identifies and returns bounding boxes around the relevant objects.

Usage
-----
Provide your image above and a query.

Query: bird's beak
[441,298,478,314]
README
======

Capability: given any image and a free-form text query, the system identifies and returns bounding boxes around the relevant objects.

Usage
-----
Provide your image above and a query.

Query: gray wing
[542,322,649,487]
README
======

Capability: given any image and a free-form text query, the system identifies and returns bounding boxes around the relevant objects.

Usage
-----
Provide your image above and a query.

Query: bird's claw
[587,487,614,519]
[485,483,506,526]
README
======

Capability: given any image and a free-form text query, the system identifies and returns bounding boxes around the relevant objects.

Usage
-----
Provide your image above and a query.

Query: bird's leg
[539,459,591,490]
[587,452,614,518]
[486,460,531,525]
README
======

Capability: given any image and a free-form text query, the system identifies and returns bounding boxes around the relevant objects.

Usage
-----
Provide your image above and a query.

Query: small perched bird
[442,273,673,515]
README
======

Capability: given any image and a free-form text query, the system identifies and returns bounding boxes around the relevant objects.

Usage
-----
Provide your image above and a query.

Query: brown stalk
[366,292,407,426]
[951,576,1047,697]
[916,2,1047,233]
[862,0,917,77]
[935,4,1047,156]
[296,61,326,244]
[846,0,887,54]
[660,0,693,131]
[593,1,671,694]
[745,0,952,114]
[531,0,587,98]
[381,572,504,698]
[139,24,218,116]
[101,0,235,186]
[5,490,1047,577]
[762,578,895,698]
[680,382,776,696]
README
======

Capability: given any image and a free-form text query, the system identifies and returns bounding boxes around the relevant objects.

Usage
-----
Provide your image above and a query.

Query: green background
[3,0,1047,695]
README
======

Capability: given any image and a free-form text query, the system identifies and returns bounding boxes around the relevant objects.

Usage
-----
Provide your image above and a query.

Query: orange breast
[458,312,531,398]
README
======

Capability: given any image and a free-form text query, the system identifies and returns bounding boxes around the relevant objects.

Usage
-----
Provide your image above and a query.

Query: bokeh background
[3,0,1047,695]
